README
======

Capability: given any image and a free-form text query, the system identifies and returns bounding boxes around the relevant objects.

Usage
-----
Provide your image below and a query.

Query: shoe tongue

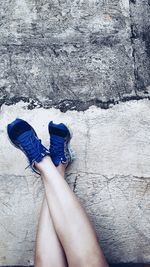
[9,122,32,141]
[49,127,67,138]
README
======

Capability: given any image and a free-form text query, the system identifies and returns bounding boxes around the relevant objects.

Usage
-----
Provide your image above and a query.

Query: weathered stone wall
[0,0,150,111]
[129,0,150,93]
[0,0,150,265]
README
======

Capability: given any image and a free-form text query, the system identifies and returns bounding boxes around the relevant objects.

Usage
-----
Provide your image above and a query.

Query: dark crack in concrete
[73,175,78,193]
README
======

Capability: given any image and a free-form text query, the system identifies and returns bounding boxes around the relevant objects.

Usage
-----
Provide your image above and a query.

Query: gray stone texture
[0,0,150,111]
[129,0,150,94]
[0,100,150,265]
[0,175,41,266]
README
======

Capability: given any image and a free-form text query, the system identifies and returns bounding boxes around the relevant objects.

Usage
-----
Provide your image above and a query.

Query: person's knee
[34,251,49,267]
[35,250,67,267]
[34,253,43,267]
[69,252,108,267]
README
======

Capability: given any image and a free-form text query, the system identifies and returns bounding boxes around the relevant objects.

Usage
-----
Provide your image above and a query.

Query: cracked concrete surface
[0,0,150,265]
[0,0,150,110]
[0,100,150,265]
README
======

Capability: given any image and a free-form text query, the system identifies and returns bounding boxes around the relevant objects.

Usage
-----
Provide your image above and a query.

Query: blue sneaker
[48,121,75,167]
[7,118,50,174]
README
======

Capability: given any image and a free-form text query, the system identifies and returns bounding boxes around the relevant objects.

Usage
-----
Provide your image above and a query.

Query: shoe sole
[65,125,76,167]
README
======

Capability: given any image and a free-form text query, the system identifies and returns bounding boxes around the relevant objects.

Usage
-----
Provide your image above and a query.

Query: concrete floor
[0,100,150,265]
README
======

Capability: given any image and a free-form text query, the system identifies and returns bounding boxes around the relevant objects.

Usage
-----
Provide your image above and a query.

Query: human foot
[48,121,75,167]
[7,118,50,174]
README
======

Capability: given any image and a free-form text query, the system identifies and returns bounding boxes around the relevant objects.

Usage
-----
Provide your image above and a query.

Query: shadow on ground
[2,264,150,267]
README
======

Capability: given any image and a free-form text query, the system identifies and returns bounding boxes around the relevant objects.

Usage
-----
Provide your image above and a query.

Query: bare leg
[34,164,67,267]
[36,157,109,267]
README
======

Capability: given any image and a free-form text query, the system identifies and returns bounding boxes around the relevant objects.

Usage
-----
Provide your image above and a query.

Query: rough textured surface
[0,0,150,265]
[0,175,41,266]
[129,0,150,94]
[0,100,150,265]
[0,0,150,111]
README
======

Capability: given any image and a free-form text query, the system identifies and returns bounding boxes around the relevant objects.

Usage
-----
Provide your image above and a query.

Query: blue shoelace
[50,135,66,159]
[18,131,44,164]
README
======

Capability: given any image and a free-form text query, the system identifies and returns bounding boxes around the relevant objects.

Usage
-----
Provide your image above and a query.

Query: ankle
[35,156,53,174]
[57,163,66,177]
